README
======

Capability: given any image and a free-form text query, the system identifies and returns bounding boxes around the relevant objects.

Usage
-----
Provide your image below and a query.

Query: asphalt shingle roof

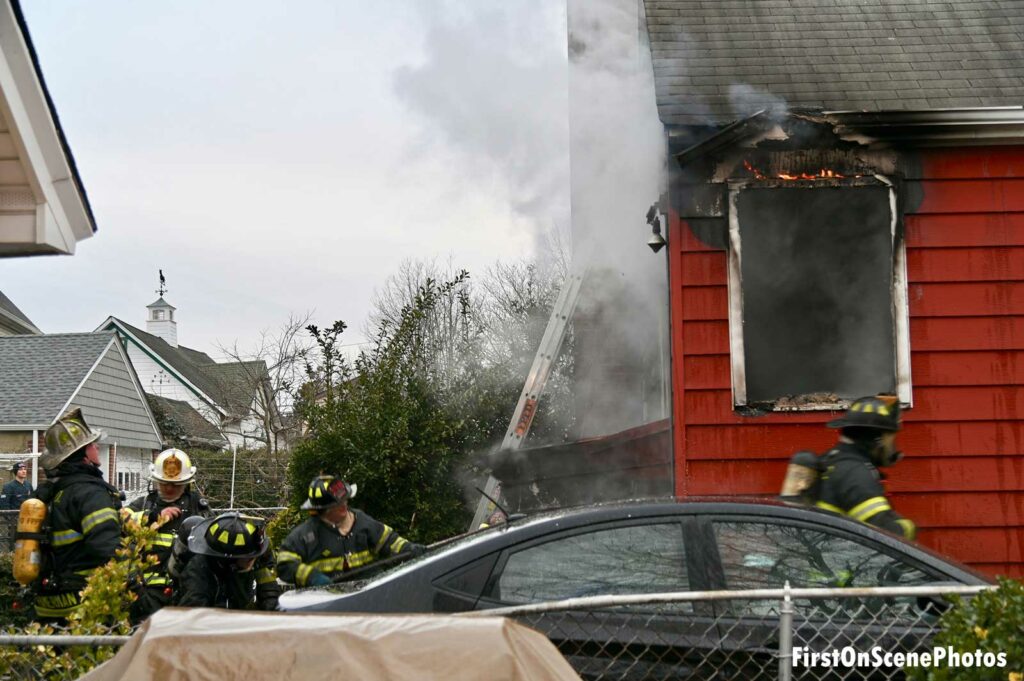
[644,0,1024,126]
[109,318,267,419]
[201,361,267,417]
[146,394,227,447]
[110,319,224,403]
[0,291,40,334]
[0,332,113,425]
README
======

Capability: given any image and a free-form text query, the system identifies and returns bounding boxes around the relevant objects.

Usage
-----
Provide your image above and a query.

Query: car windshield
[319,522,511,593]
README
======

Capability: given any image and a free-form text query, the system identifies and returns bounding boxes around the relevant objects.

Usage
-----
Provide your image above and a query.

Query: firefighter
[176,512,280,610]
[816,395,916,540]
[32,409,122,621]
[2,461,33,510]
[277,475,422,587]
[126,448,211,622]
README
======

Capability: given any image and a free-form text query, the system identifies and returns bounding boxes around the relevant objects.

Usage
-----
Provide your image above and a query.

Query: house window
[726,176,910,410]
[153,309,164,320]
[117,470,143,493]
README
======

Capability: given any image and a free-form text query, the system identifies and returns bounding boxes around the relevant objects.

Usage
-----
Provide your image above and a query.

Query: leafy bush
[0,511,160,678]
[906,578,1023,680]
[292,275,478,543]
[266,506,304,548]
[0,552,33,629]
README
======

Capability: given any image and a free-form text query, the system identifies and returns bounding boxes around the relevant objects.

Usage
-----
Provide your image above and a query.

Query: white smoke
[392,2,570,251]
[567,0,669,437]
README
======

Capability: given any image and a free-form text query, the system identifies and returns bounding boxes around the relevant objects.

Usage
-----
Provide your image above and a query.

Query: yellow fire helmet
[40,408,106,470]
[150,448,196,484]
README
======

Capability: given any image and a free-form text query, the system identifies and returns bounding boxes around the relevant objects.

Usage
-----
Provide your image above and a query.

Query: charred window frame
[726,175,911,410]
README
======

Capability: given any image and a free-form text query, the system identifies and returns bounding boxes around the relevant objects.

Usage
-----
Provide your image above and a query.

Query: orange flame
[744,160,848,181]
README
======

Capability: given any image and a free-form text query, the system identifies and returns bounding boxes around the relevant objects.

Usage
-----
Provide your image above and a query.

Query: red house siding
[669,145,1024,579]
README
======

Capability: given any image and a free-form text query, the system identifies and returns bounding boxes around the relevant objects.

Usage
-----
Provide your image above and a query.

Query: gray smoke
[392,2,570,245]
[567,0,669,438]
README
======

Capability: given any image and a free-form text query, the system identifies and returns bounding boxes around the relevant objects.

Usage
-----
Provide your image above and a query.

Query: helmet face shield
[301,475,356,511]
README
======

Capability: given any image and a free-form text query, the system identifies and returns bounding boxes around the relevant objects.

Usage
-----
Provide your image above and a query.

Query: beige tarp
[80,608,581,681]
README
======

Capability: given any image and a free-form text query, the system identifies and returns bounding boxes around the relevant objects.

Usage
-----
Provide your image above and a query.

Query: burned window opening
[727,175,911,411]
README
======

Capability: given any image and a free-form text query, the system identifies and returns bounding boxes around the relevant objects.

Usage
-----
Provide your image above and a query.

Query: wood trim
[668,209,687,497]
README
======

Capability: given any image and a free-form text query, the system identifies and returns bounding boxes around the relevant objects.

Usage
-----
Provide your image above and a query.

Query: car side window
[494,523,689,606]
[714,521,940,590]
[713,520,943,619]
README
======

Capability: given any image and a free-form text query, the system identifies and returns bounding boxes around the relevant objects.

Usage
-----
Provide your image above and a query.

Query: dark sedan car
[280,499,991,679]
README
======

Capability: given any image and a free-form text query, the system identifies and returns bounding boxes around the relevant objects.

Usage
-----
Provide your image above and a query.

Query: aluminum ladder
[469,269,587,529]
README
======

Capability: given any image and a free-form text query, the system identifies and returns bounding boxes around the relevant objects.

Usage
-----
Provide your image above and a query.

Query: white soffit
[0,1,94,257]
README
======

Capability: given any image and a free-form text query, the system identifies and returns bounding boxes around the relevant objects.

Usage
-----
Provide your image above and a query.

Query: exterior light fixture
[646,204,667,253]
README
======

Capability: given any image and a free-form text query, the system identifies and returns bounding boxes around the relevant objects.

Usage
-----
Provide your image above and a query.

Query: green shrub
[906,578,1023,680]
[0,510,160,678]
[266,506,304,548]
[0,552,33,629]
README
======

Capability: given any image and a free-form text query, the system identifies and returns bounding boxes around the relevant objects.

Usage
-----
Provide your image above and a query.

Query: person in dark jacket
[277,475,422,587]
[816,395,916,540]
[127,448,211,622]
[176,512,280,611]
[32,409,122,621]
[2,461,32,510]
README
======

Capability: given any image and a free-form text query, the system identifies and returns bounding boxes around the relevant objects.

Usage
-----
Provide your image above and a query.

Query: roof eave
[822,106,1024,147]
[0,1,96,258]
[672,106,1024,167]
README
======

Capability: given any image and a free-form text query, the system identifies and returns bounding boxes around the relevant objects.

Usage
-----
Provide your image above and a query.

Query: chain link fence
[464,584,994,681]
[0,623,130,681]
[1,584,993,680]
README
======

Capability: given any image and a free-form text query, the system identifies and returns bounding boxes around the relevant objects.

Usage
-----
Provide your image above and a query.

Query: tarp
[80,608,581,681]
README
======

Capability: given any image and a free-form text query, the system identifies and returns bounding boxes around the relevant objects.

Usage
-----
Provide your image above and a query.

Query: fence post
[778,580,793,681]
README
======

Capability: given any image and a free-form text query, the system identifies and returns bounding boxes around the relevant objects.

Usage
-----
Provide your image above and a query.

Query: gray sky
[3,1,568,357]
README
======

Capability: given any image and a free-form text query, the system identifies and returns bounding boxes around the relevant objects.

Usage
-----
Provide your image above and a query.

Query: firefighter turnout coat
[277,510,413,587]
[815,442,916,540]
[127,489,210,587]
[176,552,280,611]
[34,461,122,619]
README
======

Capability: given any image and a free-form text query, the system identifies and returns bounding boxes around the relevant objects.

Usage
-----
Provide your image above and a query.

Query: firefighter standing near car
[29,409,122,621]
[277,475,422,587]
[815,395,917,540]
[126,448,211,622]
[175,511,280,610]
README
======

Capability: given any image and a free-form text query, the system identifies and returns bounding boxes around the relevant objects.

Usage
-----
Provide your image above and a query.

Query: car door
[703,515,956,679]
[474,517,723,680]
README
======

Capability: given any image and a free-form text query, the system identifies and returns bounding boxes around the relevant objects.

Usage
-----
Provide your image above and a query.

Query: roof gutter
[822,106,1024,147]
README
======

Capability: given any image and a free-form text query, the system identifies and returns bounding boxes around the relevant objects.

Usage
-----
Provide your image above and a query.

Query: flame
[744,160,848,181]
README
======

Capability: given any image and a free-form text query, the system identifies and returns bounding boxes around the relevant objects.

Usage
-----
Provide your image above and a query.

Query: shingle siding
[70,343,161,450]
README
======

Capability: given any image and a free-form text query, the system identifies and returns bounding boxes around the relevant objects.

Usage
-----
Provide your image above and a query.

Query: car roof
[456,496,992,582]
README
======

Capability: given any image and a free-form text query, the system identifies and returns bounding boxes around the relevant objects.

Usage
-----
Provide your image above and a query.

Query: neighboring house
[0,0,96,256]
[637,1,1024,578]
[0,332,162,497]
[0,290,40,335]
[97,297,277,451]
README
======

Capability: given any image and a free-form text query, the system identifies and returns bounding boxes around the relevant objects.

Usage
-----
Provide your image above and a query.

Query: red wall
[669,146,1024,579]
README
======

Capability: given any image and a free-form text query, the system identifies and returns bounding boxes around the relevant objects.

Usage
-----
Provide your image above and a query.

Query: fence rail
[0,585,996,681]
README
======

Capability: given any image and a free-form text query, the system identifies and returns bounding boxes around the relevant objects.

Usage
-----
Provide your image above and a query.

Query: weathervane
[157,269,167,297]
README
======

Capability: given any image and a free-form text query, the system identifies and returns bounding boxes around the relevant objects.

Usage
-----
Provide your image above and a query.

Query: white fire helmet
[150,449,196,485]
